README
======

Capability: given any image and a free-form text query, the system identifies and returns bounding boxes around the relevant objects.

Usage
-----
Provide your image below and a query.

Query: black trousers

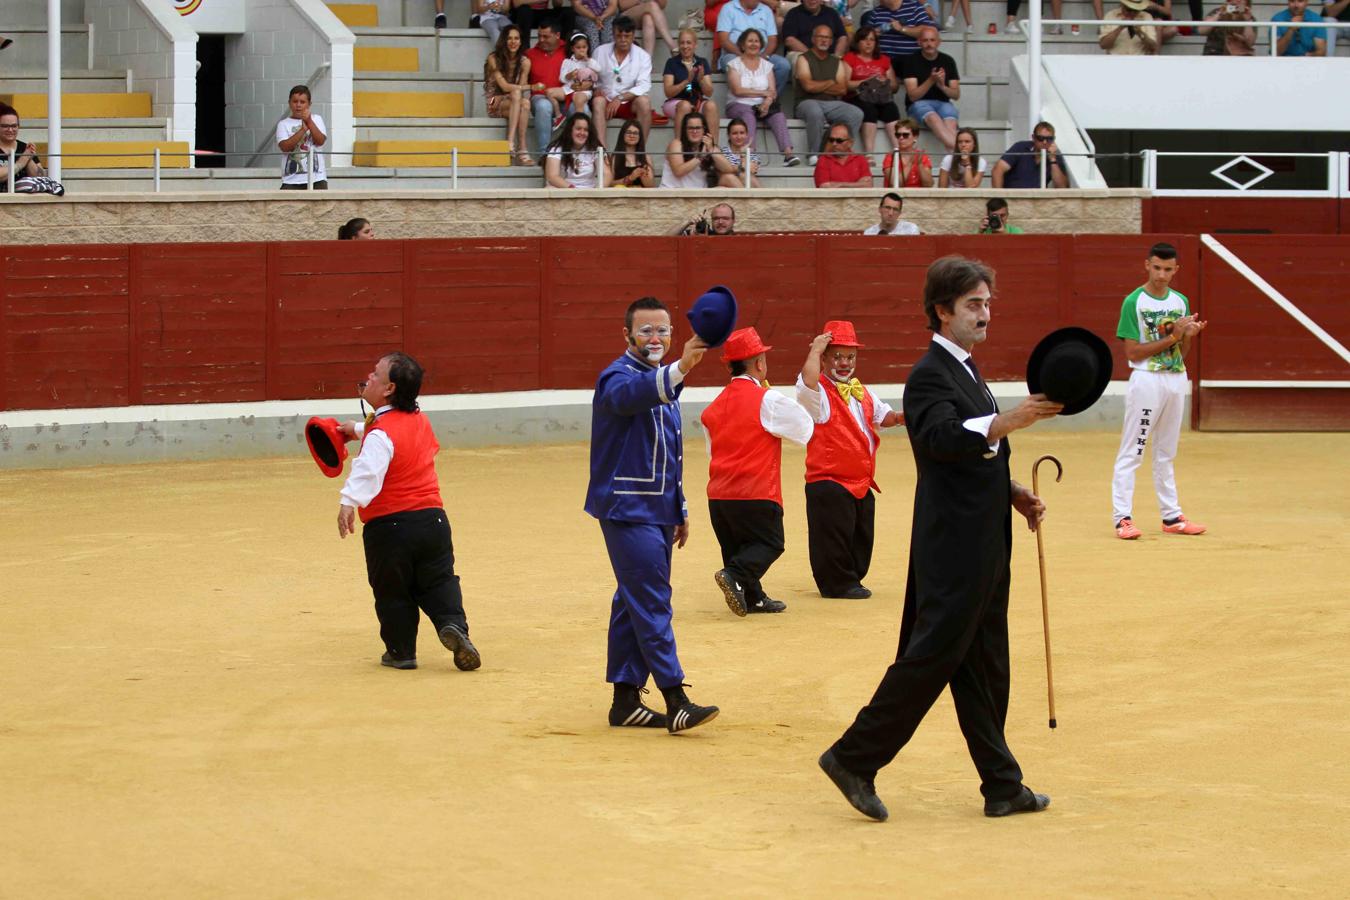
[828,566,1024,801]
[707,499,785,605]
[362,507,468,659]
[511,5,573,46]
[805,480,875,597]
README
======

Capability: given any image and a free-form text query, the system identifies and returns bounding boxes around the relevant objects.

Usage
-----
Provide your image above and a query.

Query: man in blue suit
[586,296,721,734]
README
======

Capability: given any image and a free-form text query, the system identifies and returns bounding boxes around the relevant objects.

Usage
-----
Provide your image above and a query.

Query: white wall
[224,0,353,170]
[84,0,198,150]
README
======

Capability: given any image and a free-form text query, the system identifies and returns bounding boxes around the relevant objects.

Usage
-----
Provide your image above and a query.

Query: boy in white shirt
[277,85,327,190]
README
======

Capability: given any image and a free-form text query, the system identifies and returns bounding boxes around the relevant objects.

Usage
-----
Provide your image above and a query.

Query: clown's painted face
[824,346,858,382]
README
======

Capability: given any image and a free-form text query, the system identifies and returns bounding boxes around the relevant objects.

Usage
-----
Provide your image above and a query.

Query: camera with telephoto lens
[683,210,712,235]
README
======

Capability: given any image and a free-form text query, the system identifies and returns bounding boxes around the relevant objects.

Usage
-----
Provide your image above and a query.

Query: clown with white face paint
[794,320,904,599]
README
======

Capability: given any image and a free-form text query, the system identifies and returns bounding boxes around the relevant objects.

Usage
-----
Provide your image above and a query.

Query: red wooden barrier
[1143,198,1345,235]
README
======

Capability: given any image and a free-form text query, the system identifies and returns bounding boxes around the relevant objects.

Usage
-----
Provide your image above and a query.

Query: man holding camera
[978,198,1023,235]
[1099,0,1162,54]
[669,202,737,236]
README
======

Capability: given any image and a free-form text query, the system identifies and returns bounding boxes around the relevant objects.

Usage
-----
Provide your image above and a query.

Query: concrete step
[0,92,152,119]
[14,119,173,143]
[0,26,92,71]
[0,70,133,94]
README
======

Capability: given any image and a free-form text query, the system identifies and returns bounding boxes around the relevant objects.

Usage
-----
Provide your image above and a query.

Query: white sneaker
[945,14,956,28]
[1004,21,1020,34]
[1048,24,1063,35]
[808,155,819,166]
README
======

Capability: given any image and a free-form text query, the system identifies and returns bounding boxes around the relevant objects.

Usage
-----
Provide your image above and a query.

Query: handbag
[857,76,892,105]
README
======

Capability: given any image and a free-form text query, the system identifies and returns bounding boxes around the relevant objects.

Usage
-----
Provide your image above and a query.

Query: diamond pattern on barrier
[1211,155,1274,191]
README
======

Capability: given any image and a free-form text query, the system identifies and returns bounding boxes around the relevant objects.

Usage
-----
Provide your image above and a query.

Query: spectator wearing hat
[1100,0,1162,54]
[335,352,482,673]
[1273,0,1328,56]
[795,322,903,599]
[585,295,722,733]
[701,327,816,618]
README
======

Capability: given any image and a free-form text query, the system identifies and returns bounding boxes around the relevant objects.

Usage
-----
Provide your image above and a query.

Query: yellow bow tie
[836,378,865,402]
[761,379,771,389]
[363,412,376,431]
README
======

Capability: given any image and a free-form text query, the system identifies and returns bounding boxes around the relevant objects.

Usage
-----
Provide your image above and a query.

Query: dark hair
[288,85,311,102]
[625,296,668,331]
[613,15,636,33]
[544,112,602,173]
[382,352,424,411]
[0,102,17,123]
[948,128,981,180]
[537,19,559,34]
[678,111,713,167]
[728,359,749,376]
[880,192,902,208]
[1149,242,1178,261]
[737,28,765,52]
[1033,120,1055,136]
[487,25,525,85]
[985,197,1008,215]
[338,217,369,240]
[923,255,995,332]
[611,120,648,181]
[850,25,881,56]
[570,32,591,55]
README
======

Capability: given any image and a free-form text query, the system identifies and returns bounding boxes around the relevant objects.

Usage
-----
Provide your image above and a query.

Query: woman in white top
[723,29,799,167]
[543,112,611,188]
[661,111,737,188]
[720,117,761,188]
[938,127,986,188]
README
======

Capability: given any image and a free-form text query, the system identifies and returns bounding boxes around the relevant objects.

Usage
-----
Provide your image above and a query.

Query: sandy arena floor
[2,430,1348,897]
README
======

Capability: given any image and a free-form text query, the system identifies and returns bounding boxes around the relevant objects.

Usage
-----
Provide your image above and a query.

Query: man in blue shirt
[860,0,936,73]
[717,0,792,93]
[585,296,721,734]
[1273,0,1328,55]
[992,121,1068,189]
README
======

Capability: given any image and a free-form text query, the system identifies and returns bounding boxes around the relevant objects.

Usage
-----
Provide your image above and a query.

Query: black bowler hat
[1026,327,1113,416]
[305,416,349,477]
[685,285,738,348]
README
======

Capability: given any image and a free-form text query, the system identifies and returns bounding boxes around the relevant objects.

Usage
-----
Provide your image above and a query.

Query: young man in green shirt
[979,198,1024,234]
[1111,242,1208,540]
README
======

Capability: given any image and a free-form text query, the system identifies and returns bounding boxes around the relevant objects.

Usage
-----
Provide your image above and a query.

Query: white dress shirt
[339,405,394,508]
[704,375,815,455]
[931,332,999,453]
[794,373,894,453]
[593,42,653,99]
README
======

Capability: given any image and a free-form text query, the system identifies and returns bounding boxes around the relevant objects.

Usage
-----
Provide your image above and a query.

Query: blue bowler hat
[685,285,738,348]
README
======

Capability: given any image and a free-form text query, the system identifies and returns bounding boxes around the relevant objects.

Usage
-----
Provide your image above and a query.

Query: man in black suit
[819,255,1063,821]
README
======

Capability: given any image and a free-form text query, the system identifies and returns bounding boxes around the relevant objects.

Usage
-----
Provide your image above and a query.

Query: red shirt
[882,151,933,188]
[814,153,872,188]
[525,44,566,94]
[843,53,891,87]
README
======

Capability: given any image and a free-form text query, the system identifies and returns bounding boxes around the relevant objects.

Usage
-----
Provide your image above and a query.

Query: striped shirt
[860,0,936,59]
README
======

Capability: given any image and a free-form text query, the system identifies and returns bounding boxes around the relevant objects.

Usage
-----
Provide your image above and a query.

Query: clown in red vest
[700,327,815,618]
[794,321,904,599]
[336,352,481,672]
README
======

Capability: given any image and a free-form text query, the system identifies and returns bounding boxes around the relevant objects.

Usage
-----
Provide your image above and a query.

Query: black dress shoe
[746,597,787,613]
[842,585,872,599]
[984,786,1051,818]
[818,749,888,821]
[438,623,482,671]
[715,568,748,617]
[380,651,417,670]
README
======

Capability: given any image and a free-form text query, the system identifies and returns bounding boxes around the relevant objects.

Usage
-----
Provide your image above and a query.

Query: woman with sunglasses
[608,119,654,187]
[881,117,933,188]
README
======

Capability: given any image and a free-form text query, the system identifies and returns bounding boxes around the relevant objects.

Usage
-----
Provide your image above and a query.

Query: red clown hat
[822,320,865,348]
[721,327,773,363]
[305,416,349,478]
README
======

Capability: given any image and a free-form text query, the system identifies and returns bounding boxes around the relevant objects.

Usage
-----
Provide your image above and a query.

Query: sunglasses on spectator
[633,325,674,338]
[828,136,851,144]
[896,131,914,138]
[1033,134,1054,142]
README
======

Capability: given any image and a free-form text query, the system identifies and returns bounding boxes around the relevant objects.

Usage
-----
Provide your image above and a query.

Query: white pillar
[1027,3,1041,138]
[47,0,62,180]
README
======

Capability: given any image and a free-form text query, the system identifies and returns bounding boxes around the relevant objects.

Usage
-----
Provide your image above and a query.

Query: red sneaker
[1115,518,1142,540]
[1162,515,1206,536]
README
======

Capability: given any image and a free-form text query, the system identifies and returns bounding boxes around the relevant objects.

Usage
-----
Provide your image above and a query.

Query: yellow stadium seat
[0,93,153,119]
[327,3,379,26]
[352,140,511,167]
[353,92,465,118]
[35,141,192,170]
[354,47,420,72]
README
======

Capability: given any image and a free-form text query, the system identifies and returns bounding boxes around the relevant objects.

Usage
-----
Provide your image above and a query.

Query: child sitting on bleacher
[553,34,601,125]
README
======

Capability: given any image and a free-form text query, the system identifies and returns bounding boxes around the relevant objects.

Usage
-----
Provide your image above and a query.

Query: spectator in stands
[721,117,763,186]
[543,112,610,187]
[1099,0,1162,54]
[863,192,920,234]
[526,23,567,158]
[1200,0,1256,55]
[435,0,448,29]
[277,85,328,190]
[783,0,850,59]
[860,0,935,73]
[881,117,933,187]
[0,103,45,191]
[609,119,655,186]
[471,0,513,42]
[1324,0,1349,32]
[843,26,902,158]
[617,0,678,55]
[485,25,535,166]
[670,201,738,235]
[979,197,1025,233]
[662,111,739,187]
[901,26,960,152]
[664,28,721,141]
[796,24,864,165]
[814,123,874,187]
[944,0,974,31]
[938,127,985,187]
[510,0,565,46]
[556,33,600,122]
[574,0,618,50]
[718,0,792,94]
[338,218,375,240]
[992,121,1067,189]
[592,17,654,139]
[1274,0,1328,55]
[1003,0,1064,35]
[725,29,801,165]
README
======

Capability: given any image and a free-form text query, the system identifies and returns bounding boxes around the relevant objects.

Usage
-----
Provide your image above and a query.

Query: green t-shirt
[1117,285,1189,373]
[979,224,1025,234]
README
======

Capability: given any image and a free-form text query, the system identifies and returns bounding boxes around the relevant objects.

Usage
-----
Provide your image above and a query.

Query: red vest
[701,378,784,505]
[358,410,444,523]
[804,381,880,499]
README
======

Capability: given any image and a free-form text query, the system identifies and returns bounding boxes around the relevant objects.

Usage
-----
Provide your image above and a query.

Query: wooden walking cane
[1032,455,1062,730]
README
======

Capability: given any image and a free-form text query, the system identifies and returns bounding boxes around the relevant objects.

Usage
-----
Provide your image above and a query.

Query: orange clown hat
[721,327,773,363]
[822,320,865,348]
[305,416,349,478]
